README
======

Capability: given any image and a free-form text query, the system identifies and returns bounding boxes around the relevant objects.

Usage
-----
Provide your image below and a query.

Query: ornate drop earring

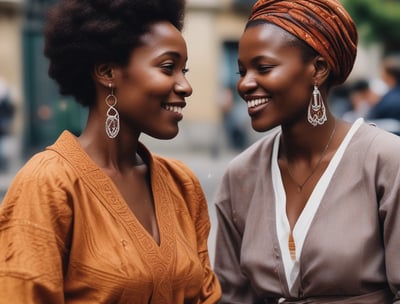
[105,83,120,138]
[307,83,327,126]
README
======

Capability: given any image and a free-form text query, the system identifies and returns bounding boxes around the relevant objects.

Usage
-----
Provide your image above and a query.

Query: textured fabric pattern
[0,131,221,303]
[248,0,358,85]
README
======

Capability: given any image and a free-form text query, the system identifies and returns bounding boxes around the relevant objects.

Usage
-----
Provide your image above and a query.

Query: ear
[312,56,331,86]
[93,63,115,87]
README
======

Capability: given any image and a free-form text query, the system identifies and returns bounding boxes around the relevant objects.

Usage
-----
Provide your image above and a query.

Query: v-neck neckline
[48,131,175,253]
[271,118,364,294]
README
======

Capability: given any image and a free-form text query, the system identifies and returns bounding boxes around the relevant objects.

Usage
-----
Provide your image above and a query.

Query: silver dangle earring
[105,83,120,138]
[307,83,327,126]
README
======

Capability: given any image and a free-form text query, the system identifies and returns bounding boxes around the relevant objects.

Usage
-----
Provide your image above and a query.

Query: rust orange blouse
[0,131,221,303]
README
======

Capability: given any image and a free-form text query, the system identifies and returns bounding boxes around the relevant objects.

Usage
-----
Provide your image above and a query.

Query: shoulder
[358,122,400,148]
[0,149,75,226]
[215,129,278,207]
[382,86,400,100]
[354,122,400,164]
[2,132,90,215]
[225,128,278,177]
[4,148,79,204]
[151,154,209,224]
[16,149,77,184]
[371,87,400,112]
[152,154,199,185]
[151,153,205,203]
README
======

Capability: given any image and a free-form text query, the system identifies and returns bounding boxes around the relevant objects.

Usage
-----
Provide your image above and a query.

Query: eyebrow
[238,55,277,66]
[157,50,185,60]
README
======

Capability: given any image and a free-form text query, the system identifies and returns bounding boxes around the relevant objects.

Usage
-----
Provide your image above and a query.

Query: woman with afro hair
[0,0,221,303]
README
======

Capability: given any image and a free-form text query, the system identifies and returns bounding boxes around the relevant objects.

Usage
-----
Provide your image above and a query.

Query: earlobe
[93,63,114,87]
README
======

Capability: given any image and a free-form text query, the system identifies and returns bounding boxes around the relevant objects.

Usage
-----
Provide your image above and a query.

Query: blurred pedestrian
[0,77,15,171]
[0,77,14,137]
[342,78,380,123]
[214,0,400,303]
[367,54,400,127]
[0,0,221,303]
[327,83,352,117]
[218,87,249,151]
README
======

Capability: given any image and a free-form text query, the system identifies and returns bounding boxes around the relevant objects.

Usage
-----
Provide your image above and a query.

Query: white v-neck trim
[271,118,363,295]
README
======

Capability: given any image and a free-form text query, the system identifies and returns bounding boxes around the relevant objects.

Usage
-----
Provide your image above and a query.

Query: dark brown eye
[258,65,273,74]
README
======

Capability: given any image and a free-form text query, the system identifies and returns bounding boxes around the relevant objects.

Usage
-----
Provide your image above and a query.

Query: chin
[163,133,178,140]
[251,121,276,133]
[251,122,268,133]
[150,128,179,140]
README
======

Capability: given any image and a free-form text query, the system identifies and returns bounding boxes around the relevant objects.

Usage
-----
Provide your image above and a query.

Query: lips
[162,104,184,114]
[246,97,270,108]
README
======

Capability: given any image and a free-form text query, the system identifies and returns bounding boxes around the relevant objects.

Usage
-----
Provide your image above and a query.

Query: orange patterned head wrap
[248,0,358,85]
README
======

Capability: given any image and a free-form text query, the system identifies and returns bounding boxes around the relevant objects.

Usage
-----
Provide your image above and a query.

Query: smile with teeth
[163,104,183,114]
[247,97,269,108]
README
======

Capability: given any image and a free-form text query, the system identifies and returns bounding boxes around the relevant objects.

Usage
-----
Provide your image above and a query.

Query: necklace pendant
[297,186,302,192]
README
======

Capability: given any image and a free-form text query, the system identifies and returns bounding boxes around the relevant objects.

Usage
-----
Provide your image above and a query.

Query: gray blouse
[214,121,400,303]
[272,119,363,296]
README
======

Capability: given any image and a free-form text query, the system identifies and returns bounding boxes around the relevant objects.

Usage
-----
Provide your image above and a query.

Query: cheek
[272,67,311,98]
[151,80,174,96]
[141,73,175,98]
[122,76,171,102]
[266,75,312,117]
[275,64,307,83]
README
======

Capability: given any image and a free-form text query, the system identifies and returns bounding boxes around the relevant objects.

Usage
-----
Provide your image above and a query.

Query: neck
[281,118,338,192]
[78,129,143,173]
[280,118,337,163]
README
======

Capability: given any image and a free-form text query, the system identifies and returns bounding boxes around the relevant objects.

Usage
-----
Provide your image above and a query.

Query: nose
[237,73,257,95]
[174,76,193,98]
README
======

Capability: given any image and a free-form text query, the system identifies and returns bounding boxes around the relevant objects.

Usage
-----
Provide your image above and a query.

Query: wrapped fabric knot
[248,0,358,85]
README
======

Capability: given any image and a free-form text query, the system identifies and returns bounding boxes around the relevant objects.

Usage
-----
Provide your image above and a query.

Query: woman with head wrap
[214,0,400,303]
[0,0,221,302]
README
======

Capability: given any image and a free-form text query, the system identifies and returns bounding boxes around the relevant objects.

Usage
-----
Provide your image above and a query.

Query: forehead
[238,23,303,61]
[137,21,187,55]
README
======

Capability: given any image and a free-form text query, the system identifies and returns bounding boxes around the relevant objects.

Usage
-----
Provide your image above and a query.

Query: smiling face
[237,22,317,132]
[113,21,192,140]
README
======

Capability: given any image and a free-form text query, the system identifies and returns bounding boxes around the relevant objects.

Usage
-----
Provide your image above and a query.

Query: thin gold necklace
[285,121,337,192]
